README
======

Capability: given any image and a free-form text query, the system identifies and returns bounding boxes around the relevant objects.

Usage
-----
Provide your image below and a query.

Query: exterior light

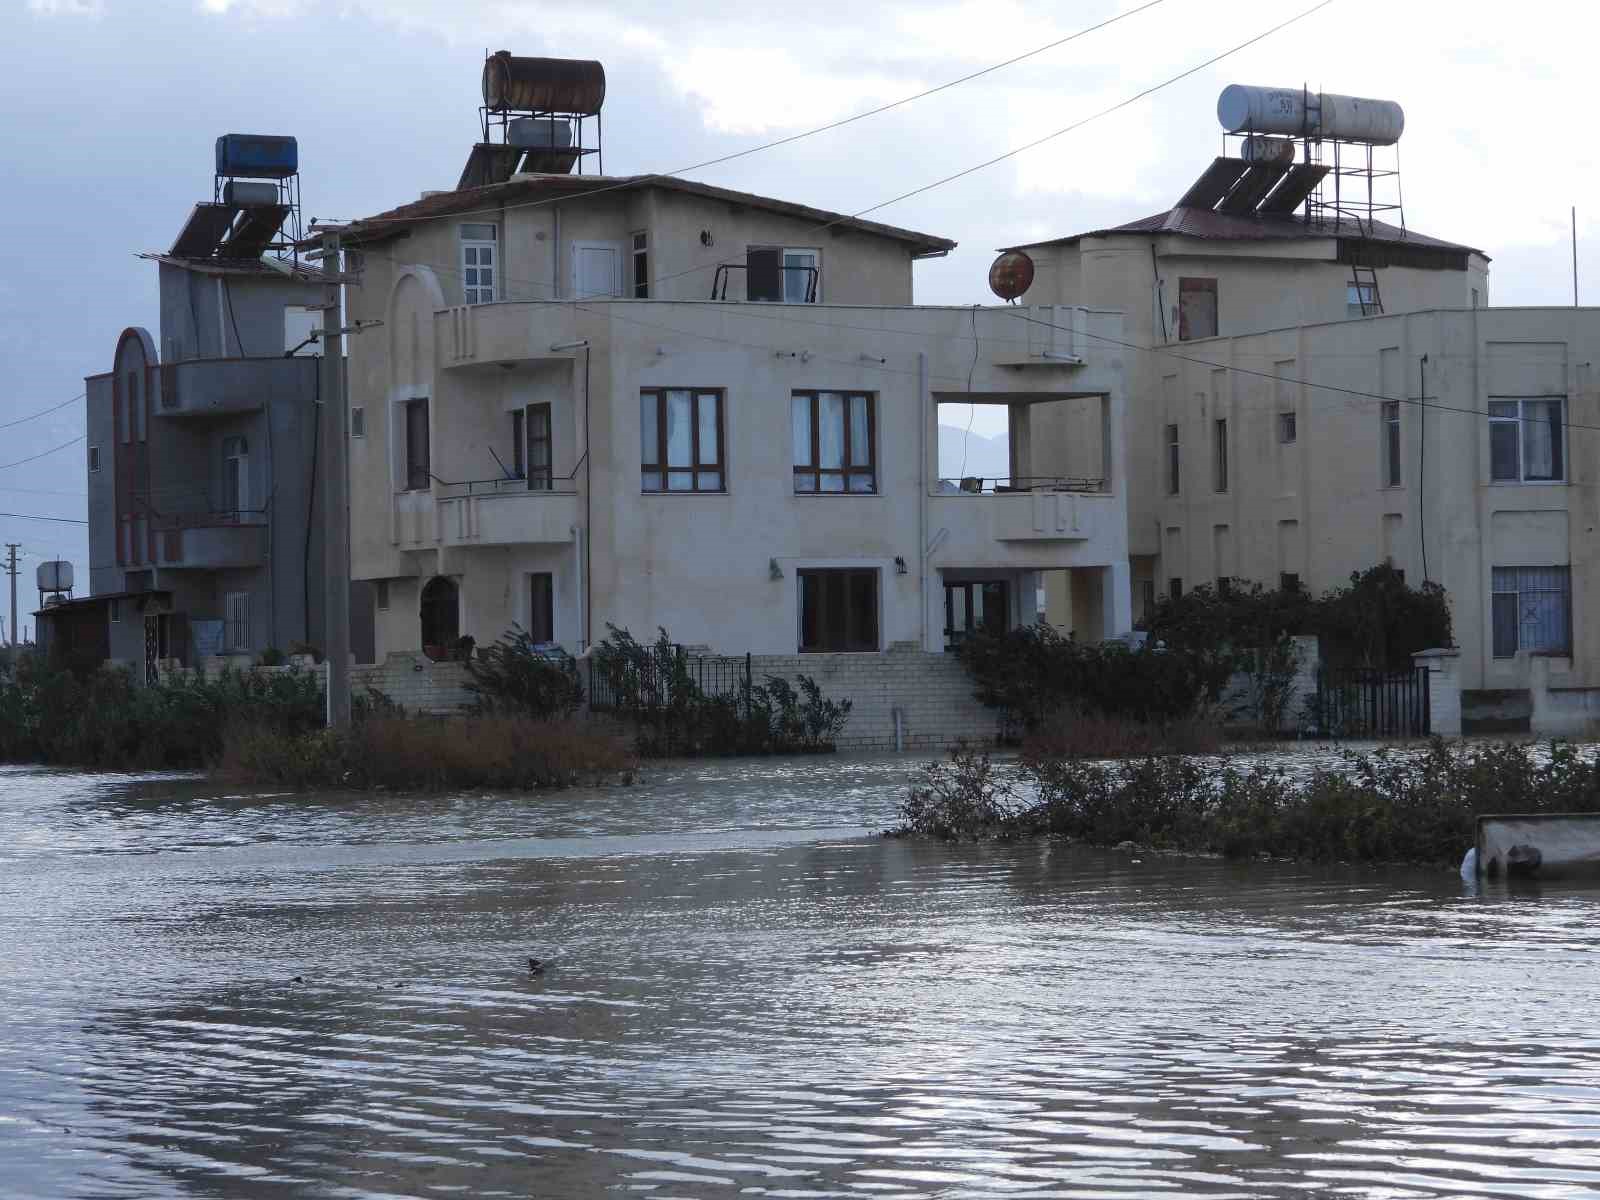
[769,558,784,581]
[894,556,907,575]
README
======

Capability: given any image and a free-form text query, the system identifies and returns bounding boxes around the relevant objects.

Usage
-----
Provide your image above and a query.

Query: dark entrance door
[420,576,460,659]
[943,580,1010,649]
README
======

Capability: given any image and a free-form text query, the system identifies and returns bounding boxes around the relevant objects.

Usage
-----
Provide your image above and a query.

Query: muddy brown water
[2,750,1598,1199]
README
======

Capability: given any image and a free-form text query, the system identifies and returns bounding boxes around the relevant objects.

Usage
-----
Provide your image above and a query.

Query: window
[109,598,120,623]
[1490,399,1565,483]
[1280,572,1301,593]
[375,580,390,611]
[1213,418,1228,492]
[1165,423,1180,495]
[1178,277,1217,340]
[1278,412,1297,444]
[1383,401,1402,487]
[88,446,100,472]
[631,231,649,298]
[793,391,875,493]
[405,398,430,491]
[1346,281,1379,318]
[944,580,1009,650]
[529,573,554,643]
[1169,577,1183,600]
[640,389,724,492]
[224,591,250,652]
[1139,579,1156,619]
[460,224,496,304]
[526,403,552,490]
[1492,566,1571,657]
[1471,287,1481,309]
[747,246,819,303]
[573,241,623,298]
[799,568,878,652]
[351,406,365,438]
[223,435,249,517]
[511,408,524,478]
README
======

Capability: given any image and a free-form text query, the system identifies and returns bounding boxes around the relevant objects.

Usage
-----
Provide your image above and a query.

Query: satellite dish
[988,250,1034,302]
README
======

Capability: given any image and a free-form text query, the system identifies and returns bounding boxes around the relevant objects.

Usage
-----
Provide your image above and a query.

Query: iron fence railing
[587,645,753,713]
[936,475,1107,494]
[1309,665,1430,738]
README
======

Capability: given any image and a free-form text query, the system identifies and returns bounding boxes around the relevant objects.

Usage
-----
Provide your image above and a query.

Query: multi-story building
[340,57,1132,665]
[43,138,358,678]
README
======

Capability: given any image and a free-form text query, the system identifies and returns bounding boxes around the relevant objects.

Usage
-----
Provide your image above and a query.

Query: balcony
[155,356,316,419]
[152,514,267,570]
[929,476,1120,561]
[436,476,578,547]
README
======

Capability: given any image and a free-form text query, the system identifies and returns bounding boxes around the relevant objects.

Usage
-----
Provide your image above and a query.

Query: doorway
[420,576,460,659]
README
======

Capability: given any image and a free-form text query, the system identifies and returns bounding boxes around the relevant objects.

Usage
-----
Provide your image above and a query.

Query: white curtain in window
[665,391,692,467]
[1522,401,1562,479]
[818,392,845,468]
[792,395,812,467]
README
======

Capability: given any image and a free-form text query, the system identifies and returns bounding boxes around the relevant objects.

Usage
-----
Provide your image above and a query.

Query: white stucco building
[340,173,1132,664]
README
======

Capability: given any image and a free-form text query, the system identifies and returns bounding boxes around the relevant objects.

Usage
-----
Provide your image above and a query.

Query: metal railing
[1309,666,1430,738]
[936,475,1108,495]
[588,646,753,713]
[434,473,578,499]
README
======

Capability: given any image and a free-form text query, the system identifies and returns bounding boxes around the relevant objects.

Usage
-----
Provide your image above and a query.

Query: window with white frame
[460,224,497,304]
[1278,411,1296,444]
[1489,398,1565,483]
[1491,566,1570,657]
[747,247,819,303]
[89,445,100,471]
[223,435,249,517]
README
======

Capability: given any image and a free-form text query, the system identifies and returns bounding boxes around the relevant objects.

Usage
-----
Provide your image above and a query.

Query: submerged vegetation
[895,738,1600,868]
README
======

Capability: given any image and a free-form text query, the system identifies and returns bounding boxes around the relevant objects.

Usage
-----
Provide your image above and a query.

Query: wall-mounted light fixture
[700,230,714,247]
[894,556,907,575]
[769,557,784,581]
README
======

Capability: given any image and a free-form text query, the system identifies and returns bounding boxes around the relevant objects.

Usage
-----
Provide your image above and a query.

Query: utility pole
[4,544,18,652]
[317,229,352,727]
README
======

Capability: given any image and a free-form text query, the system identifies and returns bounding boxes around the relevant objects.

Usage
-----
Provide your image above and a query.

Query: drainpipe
[553,206,561,300]
[918,350,929,652]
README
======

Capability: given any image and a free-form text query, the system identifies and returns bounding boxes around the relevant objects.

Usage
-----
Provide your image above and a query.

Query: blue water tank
[215,134,299,179]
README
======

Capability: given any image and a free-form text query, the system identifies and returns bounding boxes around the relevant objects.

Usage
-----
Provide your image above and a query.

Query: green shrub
[465,625,584,719]
[591,624,851,756]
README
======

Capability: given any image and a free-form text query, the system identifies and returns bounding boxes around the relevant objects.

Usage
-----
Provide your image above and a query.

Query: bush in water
[892,739,1600,868]
[465,625,585,719]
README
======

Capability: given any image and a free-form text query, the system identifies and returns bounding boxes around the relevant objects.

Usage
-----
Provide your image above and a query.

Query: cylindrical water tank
[222,180,280,206]
[483,52,606,115]
[36,561,72,593]
[215,134,300,179]
[508,117,574,149]
[1241,136,1295,165]
[1217,84,1405,145]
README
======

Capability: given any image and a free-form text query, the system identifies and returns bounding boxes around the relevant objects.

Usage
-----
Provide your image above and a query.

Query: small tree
[465,625,584,719]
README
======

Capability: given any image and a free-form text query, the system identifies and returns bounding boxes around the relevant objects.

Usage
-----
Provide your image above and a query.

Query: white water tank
[1218,84,1405,145]
[36,560,72,593]
[508,117,573,149]
[1241,136,1296,164]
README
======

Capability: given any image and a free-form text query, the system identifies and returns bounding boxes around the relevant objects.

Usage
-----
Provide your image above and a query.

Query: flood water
[3,750,1599,1199]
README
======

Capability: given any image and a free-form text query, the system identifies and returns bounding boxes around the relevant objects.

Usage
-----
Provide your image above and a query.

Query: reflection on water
[2,752,1598,1199]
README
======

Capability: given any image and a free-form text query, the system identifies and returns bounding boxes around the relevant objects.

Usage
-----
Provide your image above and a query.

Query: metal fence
[1309,666,1430,738]
[587,646,753,713]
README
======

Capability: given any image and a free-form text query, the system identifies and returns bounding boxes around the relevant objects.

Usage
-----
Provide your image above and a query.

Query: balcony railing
[435,475,578,546]
[936,475,1107,495]
[435,473,578,500]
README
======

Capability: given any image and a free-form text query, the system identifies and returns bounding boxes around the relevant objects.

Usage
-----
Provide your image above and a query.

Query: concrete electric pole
[317,229,352,727]
[4,544,18,651]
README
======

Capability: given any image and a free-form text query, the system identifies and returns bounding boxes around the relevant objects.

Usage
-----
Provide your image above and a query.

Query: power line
[367,0,1333,304]
[0,435,86,470]
[341,0,1173,231]
[1001,307,1600,434]
[0,511,87,525]
[0,393,83,430]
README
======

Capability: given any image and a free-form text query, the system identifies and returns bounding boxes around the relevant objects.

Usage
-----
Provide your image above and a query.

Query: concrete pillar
[1413,647,1461,735]
[1102,559,1133,641]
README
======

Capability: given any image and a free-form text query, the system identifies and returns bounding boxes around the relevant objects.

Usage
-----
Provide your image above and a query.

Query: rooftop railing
[935,475,1107,495]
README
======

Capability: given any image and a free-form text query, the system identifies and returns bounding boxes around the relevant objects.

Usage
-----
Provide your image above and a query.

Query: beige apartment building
[338,170,1132,666]
[1005,197,1490,623]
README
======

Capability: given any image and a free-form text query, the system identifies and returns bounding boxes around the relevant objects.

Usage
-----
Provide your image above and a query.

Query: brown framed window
[799,568,878,652]
[793,391,875,493]
[943,580,1009,650]
[511,408,525,477]
[529,572,554,643]
[404,398,430,491]
[526,403,552,490]
[641,389,724,493]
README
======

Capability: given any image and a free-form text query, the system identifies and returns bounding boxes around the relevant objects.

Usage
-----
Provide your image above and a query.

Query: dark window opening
[420,575,459,658]
[1213,418,1228,492]
[511,408,525,478]
[375,580,390,611]
[944,580,1009,650]
[1279,411,1297,443]
[1165,423,1180,495]
[1383,401,1402,487]
[1178,277,1217,341]
[632,231,649,298]
[529,573,554,643]
[793,391,876,493]
[799,568,878,652]
[1169,577,1183,601]
[1280,572,1301,593]
[405,398,430,491]
[527,403,552,490]
[641,389,724,492]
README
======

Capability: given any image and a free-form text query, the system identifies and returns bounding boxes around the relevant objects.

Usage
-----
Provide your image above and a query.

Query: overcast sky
[3,0,1593,619]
